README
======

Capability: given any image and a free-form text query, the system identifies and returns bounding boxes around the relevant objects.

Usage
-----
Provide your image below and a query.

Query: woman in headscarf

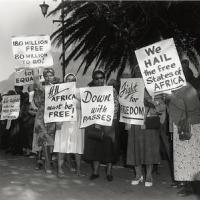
[32,67,59,174]
[53,73,85,176]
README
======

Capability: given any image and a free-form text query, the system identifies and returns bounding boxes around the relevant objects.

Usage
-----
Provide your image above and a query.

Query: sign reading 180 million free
[135,38,186,96]
[12,35,53,68]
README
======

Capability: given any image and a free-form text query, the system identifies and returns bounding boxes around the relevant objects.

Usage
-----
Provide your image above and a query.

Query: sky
[0,0,63,81]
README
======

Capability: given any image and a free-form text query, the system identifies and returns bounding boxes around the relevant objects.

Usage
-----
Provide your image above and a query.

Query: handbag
[86,125,104,141]
[145,107,160,129]
[178,99,191,141]
[145,116,160,129]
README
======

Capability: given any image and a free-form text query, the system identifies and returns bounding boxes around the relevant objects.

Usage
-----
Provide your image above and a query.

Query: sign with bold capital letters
[1,95,20,120]
[15,68,44,86]
[119,78,145,125]
[135,38,186,96]
[44,82,77,123]
[12,35,53,68]
[80,86,114,128]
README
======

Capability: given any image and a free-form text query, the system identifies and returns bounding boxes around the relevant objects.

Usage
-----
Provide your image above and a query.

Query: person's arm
[33,68,42,90]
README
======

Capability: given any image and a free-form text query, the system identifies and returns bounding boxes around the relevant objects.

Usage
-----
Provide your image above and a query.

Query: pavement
[0,150,199,200]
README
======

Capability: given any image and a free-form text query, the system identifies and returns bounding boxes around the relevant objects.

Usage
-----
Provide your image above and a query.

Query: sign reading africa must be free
[135,38,186,96]
[44,82,77,123]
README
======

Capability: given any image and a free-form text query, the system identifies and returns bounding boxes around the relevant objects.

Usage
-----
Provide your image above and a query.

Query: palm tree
[49,1,200,80]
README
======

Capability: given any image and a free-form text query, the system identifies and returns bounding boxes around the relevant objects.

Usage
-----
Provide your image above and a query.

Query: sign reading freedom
[80,86,114,128]
[12,35,53,68]
[1,95,20,120]
[44,82,77,123]
[135,38,186,96]
[15,68,44,86]
[119,78,145,125]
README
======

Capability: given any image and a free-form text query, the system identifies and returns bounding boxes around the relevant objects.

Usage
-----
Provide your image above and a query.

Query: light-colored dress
[53,93,84,154]
[168,83,200,181]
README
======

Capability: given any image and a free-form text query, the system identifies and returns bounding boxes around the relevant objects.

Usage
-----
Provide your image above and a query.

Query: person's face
[93,73,105,86]
[44,72,54,84]
[65,75,76,83]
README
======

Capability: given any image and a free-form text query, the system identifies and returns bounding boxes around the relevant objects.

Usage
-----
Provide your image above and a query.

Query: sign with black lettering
[1,95,20,120]
[119,78,145,125]
[44,82,77,123]
[12,35,53,68]
[135,38,186,96]
[15,68,44,86]
[80,86,114,128]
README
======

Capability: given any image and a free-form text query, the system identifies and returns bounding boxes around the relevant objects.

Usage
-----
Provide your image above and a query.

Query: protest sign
[119,78,145,125]
[15,68,44,86]
[1,95,20,120]
[12,35,53,68]
[135,38,186,96]
[80,86,114,128]
[44,82,77,123]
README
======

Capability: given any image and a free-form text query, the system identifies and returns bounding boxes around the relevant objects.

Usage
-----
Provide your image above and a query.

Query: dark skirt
[127,125,160,166]
[84,120,119,163]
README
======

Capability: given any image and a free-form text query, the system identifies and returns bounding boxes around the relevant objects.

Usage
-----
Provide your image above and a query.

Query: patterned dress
[168,83,200,181]
[32,83,56,152]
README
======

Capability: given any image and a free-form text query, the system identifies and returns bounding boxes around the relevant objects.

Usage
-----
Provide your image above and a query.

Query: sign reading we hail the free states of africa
[135,38,186,96]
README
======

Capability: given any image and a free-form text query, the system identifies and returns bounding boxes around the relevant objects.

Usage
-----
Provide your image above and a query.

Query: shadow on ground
[0,151,199,200]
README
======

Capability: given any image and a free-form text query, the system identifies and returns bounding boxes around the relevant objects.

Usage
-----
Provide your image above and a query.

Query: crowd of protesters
[0,59,200,197]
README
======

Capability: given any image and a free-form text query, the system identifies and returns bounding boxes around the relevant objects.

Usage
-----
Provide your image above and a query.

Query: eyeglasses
[94,76,104,80]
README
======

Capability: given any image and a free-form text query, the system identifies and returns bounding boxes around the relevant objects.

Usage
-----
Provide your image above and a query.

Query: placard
[12,35,53,68]
[1,95,20,120]
[119,78,145,125]
[15,68,44,86]
[80,86,114,128]
[135,38,186,96]
[44,82,77,123]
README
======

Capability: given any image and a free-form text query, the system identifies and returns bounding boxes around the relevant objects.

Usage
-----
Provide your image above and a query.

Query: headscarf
[42,68,59,85]
[43,68,55,77]
[64,73,77,82]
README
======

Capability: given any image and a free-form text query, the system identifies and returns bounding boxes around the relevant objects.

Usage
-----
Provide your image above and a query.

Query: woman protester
[84,70,119,182]
[53,73,85,177]
[167,59,200,197]
[20,92,37,156]
[32,68,59,174]
[127,91,161,187]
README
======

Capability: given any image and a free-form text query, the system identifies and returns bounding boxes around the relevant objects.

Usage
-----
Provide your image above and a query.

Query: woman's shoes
[145,181,153,187]
[131,176,143,185]
[45,169,53,174]
[145,177,153,187]
[58,169,65,177]
[35,160,43,170]
[90,174,100,180]
[106,175,113,182]
[177,188,193,197]
[131,176,153,187]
